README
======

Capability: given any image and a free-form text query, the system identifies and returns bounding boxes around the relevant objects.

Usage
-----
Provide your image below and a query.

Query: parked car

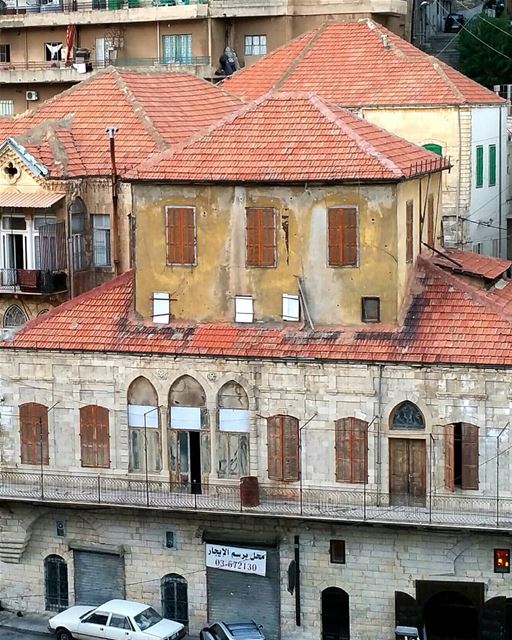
[48,599,186,640]
[444,13,464,32]
[200,621,265,640]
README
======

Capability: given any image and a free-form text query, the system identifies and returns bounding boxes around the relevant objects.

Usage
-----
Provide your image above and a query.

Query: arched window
[390,402,425,430]
[79,405,110,468]
[3,304,27,328]
[423,143,443,156]
[217,381,249,478]
[44,555,68,612]
[19,402,49,465]
[161,574,188,626]
[168,376,208,492]
[127,377,161,473]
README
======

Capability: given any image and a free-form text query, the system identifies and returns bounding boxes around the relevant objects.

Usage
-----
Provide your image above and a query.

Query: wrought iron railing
[0,0,207,16]
[1,470,512,530]
[0,56,210,71]
[0,269,67,293]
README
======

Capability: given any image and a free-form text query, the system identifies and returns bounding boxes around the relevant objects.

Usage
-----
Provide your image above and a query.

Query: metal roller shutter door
[74,550,125,605]
[207,547,280,640]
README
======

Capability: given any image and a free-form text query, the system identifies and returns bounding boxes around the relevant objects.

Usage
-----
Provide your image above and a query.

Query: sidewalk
[0,610,53,637]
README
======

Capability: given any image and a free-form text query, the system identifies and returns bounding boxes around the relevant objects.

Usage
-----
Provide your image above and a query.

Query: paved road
[0,630,52,640]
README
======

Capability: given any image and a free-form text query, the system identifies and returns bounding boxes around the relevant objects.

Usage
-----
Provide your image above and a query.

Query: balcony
[208,0,407,18]
[0,0,208,27]
[1,469,511,532]
[0,269,67,294]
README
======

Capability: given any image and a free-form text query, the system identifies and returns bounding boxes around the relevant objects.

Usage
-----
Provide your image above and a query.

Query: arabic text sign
[206,543,267,576]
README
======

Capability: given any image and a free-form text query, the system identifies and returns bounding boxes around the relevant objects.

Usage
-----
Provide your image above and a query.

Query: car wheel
[56,628,74,640]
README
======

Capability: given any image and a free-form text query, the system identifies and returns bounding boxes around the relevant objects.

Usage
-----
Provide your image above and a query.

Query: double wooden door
[389,438,426,506]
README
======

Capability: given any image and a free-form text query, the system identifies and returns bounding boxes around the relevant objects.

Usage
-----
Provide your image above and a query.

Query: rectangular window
[72,233,85,271]
[0,44,10,63]
[152,291,170,324]
[0,100,14,116]
[44,42,63,62]
[166,206,195,265]
[267,414,299,481]
[162,34,192,64]
[476,145,484,188]
[406,200,413,263]
[492,238,500,257]
[91,214,111,267]
[444,422,479,491]
[330,540,346,564]
[327,207,358,267]
[244,35,267,56]
[235,295,253,323]
[361,296,380,323]
[427,194,435,247]
[335,417,368,483]
[246,207,276,267]
[282,294,300,321]
[494,549,511,574]
[489,144,497,187]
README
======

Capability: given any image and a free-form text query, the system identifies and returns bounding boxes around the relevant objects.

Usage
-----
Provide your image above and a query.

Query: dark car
[200,621,265,640]
[444,13,464,32]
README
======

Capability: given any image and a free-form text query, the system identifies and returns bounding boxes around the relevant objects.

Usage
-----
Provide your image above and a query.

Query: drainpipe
[106,126,120,276]
[294,535,301,626]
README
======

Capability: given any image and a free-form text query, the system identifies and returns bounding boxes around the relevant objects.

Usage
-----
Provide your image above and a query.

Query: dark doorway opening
[161,573,188,626]
[454,423,462,487]
[44,554,69,612]
[424,591,478,640]
[321,587,350,640]
[190,430,201,494]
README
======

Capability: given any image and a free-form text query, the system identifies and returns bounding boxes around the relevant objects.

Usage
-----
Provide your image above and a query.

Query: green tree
[457,15,512,88]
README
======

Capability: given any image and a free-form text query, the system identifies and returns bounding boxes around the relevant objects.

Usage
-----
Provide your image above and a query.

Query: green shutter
[423,143,442,156]
[489,144,497,187]
[476,145,484,188]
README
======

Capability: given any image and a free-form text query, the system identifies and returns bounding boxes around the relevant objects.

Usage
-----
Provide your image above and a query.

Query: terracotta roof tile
[434,249,512,280]
[223,20,503,107]
[131,92,449,182]
[7,253,512,367]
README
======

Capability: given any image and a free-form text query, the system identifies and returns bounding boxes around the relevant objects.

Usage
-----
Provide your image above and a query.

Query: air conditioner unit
[26,90,39,101]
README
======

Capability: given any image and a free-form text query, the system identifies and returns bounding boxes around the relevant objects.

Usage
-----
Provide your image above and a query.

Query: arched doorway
[424,591,478,640]
[44,554,68,612]
[321,587,350,640]
[161,574,188,626]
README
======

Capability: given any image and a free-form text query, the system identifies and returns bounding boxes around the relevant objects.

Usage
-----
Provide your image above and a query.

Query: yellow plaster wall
[134,182,407,326]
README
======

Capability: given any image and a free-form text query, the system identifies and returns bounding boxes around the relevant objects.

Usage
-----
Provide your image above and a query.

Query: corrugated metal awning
[0,188,65,209]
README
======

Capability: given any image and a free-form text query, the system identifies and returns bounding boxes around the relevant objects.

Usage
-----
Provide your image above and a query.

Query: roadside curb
[0,621,53,637]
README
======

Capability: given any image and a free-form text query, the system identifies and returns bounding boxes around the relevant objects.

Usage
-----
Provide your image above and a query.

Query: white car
[48,599,186,640]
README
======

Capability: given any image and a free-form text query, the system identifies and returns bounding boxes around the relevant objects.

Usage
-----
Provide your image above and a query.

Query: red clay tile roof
[223,20,503,106]
[0,68,241,178]
[7,254,512,367]
[434,249,512,281]
[131,93,449,182]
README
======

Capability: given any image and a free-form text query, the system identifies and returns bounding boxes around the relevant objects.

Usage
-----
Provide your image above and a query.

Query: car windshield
[134,607,163,631]
[78,609,95,620]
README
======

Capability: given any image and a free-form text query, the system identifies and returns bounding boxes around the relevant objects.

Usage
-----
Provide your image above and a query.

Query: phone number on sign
[213,558,259,572]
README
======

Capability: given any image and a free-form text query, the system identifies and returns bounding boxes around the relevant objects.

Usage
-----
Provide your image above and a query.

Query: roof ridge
[429,58,465,101]
[273,23,325,91]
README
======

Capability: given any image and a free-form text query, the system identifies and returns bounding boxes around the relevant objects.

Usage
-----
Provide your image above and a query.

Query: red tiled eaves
[223,20,503,107]
[130,93,450,182]
[434,249,512,281]
[7,255,512,368]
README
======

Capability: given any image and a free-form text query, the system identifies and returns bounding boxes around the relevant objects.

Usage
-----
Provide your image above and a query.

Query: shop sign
[206,543,267,576]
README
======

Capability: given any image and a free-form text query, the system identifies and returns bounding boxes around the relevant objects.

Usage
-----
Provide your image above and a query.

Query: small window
[152,291,170,324]
[166,206,196,265]
[109,615,132,630]
[489,144,497,187]
[244,35,267,56]
[282,294,300,321]
[2,216,26,230]
[494,549,510,574]
[473,242,482,255]
[0,44,10,63]
[0,100,14,116]
[406,200,413,263]
[422,143,442,156]
[330,540,346,564]
[44,42,63,62]
[361,296,380,323]
[165,531,175,549]
[246,207,276,267]
[390,402,424,430]
[85,613,109,626]
[3,304,27,328]
[91,214,111,267]
[235,296,253,323]
[327,207,358,267]
[476,145,484,188]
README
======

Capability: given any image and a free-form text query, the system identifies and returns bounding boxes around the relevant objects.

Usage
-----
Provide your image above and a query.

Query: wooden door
[389,438,426,506]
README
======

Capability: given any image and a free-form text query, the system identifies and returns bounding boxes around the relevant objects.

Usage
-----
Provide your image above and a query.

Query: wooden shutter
[267,415,283,481]
[489,144,497,186]
[80,405,110,468]
[328,207,358,266]
[282,415,299,481]
[461,422,479,490]
[406,201,413,263]
[246,208,275,267]
[444,424,455,492]
[342,207,358,266]
[19,402,48,465]
[166,207,195,265]
[476,146,484,188]
[335,417,368,483]
[427,195,435,247]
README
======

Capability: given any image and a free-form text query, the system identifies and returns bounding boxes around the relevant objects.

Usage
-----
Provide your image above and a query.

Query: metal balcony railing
[0,56,210,71]
[0,269,67,294]
[1,469,512,531]
[0,0,207,15]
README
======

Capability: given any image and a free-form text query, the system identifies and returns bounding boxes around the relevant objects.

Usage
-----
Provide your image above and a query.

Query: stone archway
[321,587,350,640]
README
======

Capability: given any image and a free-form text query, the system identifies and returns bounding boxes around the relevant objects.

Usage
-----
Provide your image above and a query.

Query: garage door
[207,547,280,640]
[74,550,125,605]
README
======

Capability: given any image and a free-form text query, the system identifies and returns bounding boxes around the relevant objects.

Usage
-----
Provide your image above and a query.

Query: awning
[0,188,65,209]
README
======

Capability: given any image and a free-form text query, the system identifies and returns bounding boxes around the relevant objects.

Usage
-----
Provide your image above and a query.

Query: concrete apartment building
[0,0,408,115]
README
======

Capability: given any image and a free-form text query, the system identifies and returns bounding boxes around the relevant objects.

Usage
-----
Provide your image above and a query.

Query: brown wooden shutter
[282,415,299,481]
[335,417,368,483]
[342,207,358,266]
[166,207,195,264]
[335,418,352,482]
[80,405,110,468]
[427,195,435,247]
[267,415,283,480]
[406,201,413,263]
[328,207,358,266]
[461,422,479,490]
[351,418,368,483]
[19,402,48,465]
[444,423,455,492]
[246,208,275,267]
[328,208,342,266]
